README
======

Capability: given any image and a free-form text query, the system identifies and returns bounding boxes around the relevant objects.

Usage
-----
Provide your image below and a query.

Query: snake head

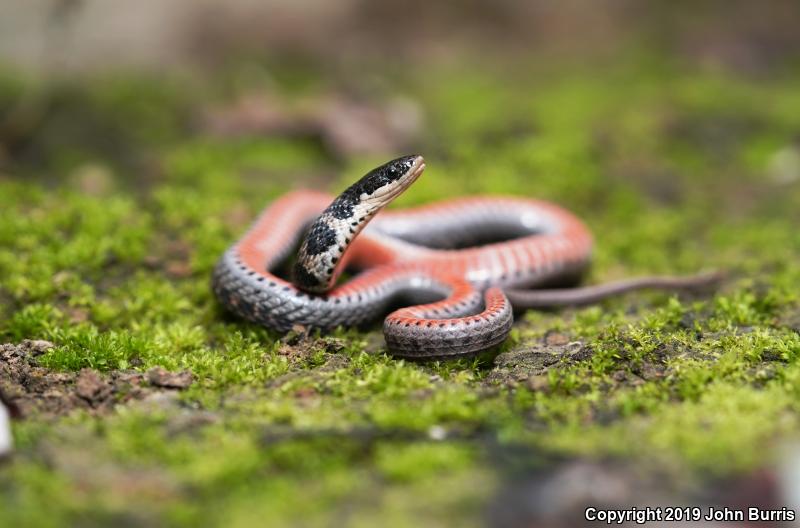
[332,156,425,217]
[293,155,425,293]
[360,155,422,189]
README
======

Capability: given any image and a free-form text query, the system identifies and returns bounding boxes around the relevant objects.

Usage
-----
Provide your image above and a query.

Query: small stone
[276,344,295,357]
[611,370,628,382]
[114,372,145,385]
[635,362,665,380]
[75,369,111,402]
[165,411,219,436]
[137,391,182,411]
[147,368,193,389]
[777,309,800,335]
[52,271,73,287]
[293,387,317,400]
[281,325,310,345]
[544,331,570,346]
[678,312,697,330]
[570,345,594,362]
[761,349,785,362]
[24,340,55,356]
[142,255,162,268]
[527,375,550,392]
[319,337,346,354]
[165,261,192,278]
[768,146,800,184]
[71,163,113,196]
[428,425,447,441]
[67,307,90,324]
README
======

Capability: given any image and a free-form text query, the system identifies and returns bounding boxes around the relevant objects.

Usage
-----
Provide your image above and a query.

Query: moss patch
[2,57,800,525]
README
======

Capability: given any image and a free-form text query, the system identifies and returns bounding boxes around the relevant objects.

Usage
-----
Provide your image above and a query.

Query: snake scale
[213,155,718,359]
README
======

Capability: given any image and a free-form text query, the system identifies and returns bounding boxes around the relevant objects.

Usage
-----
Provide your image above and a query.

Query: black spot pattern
[293,262,322,290]
[208,147,598,360]
[328,155,418,220]
[303,221,338,255]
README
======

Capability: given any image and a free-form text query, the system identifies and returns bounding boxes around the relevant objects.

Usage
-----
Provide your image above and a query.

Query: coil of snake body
[213,155,718,359]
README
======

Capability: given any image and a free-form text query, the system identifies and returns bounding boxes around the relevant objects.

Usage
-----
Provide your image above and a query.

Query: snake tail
[213,155,719,360]
[504,271,723,308]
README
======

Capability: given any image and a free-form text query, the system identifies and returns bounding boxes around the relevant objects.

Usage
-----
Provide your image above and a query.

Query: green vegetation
[2,57,800,526]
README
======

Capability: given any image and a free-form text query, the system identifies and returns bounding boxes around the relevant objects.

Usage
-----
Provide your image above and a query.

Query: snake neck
[292,155,425,293]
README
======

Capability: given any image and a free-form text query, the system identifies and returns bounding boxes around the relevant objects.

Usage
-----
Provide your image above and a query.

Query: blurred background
[4,0,800,72]
[3,0,800,171]
[3,1,800,527]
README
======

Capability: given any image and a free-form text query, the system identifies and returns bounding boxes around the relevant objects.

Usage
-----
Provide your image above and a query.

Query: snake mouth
[408,155,426,179]
[408,157,426,186]
[377,155,426,203]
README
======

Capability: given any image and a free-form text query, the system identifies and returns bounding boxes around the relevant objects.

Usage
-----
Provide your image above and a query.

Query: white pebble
[428,425,447,441]
[0,402,11,458]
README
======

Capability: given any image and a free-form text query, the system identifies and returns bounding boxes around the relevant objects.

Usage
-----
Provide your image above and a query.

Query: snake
[212,155,718,359]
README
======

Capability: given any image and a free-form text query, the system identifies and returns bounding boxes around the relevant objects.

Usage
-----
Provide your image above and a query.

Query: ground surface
[2,56,800,526]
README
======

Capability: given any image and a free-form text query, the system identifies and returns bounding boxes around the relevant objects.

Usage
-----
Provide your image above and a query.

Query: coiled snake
[213,155,717,359]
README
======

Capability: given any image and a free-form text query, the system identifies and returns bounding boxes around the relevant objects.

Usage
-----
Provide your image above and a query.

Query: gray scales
[213,156,721,359]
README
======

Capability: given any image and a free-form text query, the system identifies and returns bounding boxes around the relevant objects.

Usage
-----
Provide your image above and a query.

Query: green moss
[2,56,800,526]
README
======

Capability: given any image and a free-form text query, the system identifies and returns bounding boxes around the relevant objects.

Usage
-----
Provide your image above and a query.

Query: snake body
[213,155,716,359]
[213,155,595,358]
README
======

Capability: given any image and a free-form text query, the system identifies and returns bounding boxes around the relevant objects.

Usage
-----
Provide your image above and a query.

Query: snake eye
[374,155,421,183]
